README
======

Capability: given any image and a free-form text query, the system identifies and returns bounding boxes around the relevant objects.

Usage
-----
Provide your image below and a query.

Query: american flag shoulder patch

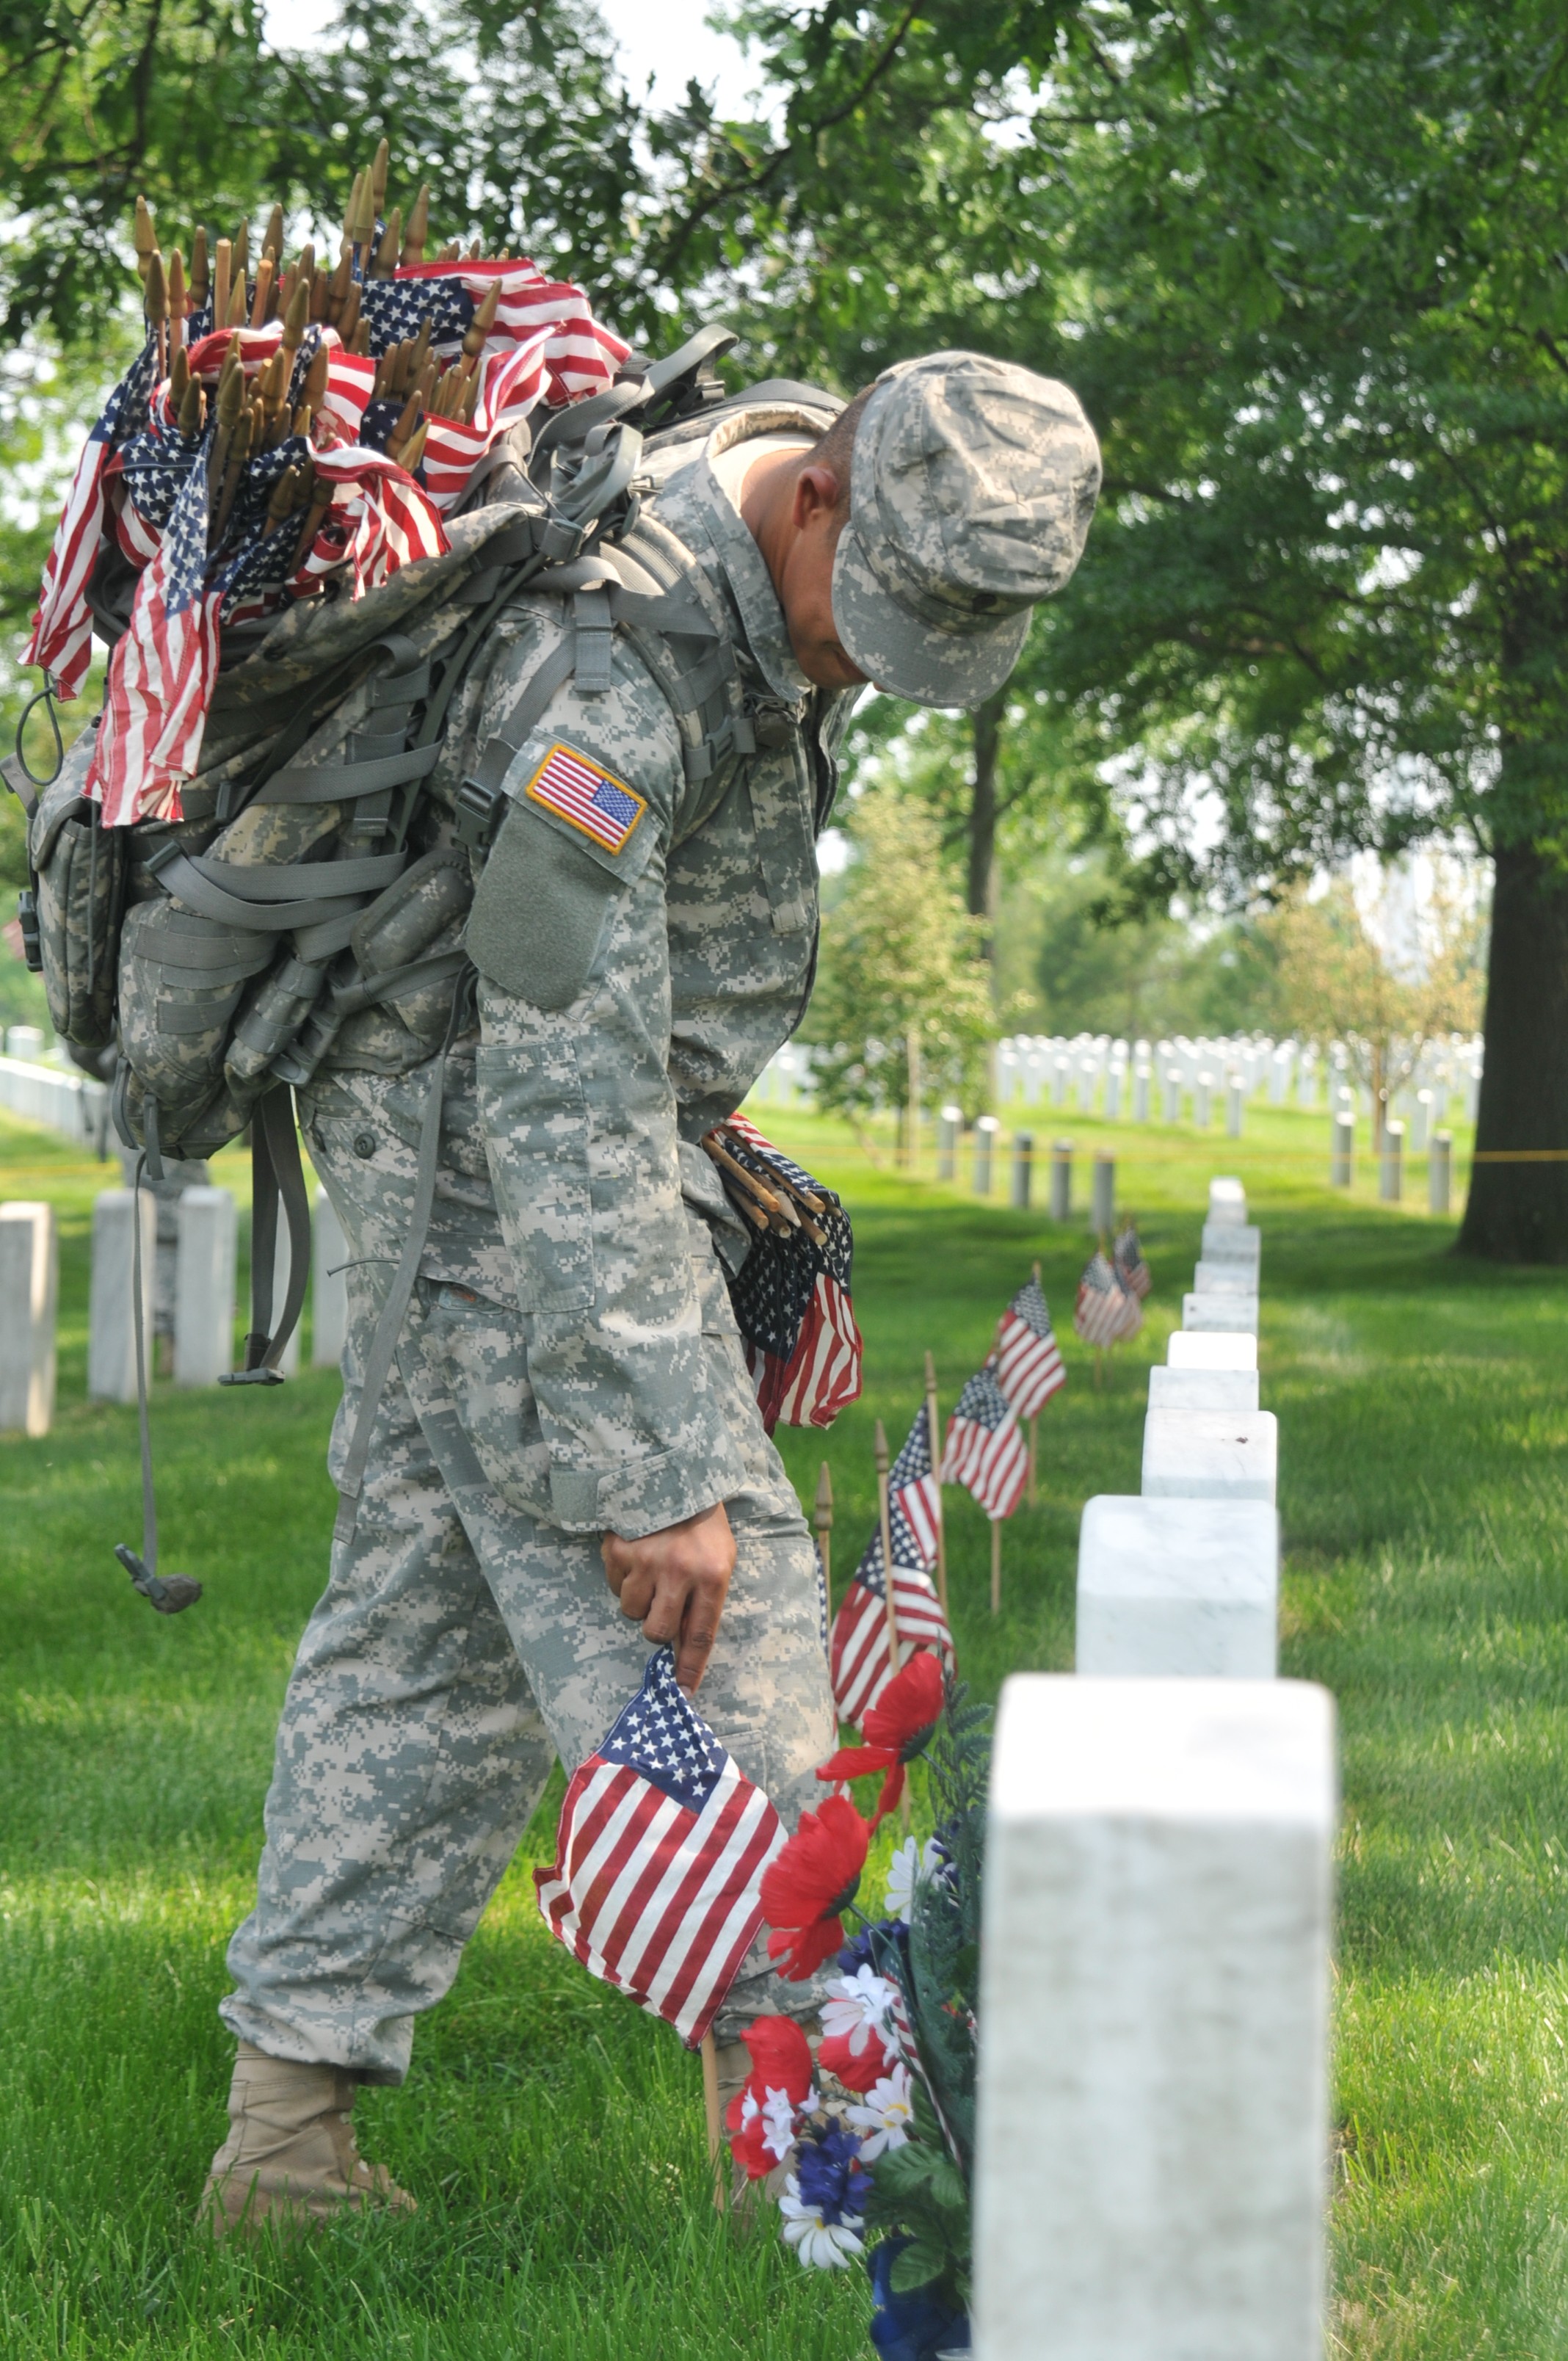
[525,741,646,855]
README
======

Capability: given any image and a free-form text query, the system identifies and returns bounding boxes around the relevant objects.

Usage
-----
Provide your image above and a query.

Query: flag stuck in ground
[534,1647,785,2048]
[830,1509,955,1733]
[943,1365,1028,1522]
[994,1273,1066,1418]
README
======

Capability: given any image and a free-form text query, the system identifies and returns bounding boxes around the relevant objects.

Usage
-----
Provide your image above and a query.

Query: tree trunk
[1457,840,1568,1262]
[968,689,1005,932]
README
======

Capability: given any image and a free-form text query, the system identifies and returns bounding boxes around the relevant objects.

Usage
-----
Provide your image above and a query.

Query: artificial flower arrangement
[730,1650,990,2361]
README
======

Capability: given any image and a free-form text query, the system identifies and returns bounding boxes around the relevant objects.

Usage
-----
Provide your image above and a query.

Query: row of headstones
[973,1177,1333,2358]
[0,1186,347,1436]
[995,1031,1484,1126]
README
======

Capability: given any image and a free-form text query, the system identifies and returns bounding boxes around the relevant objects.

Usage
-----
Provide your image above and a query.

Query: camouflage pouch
[27,734,129,1050]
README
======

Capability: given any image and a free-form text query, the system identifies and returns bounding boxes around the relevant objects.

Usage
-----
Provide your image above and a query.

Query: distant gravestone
[1169,1329,1256,1372]
[0,1201,58,1435]
[88,1189,157,1403]
[1192,1258,1255,1294]
[1208,1175,1246,1223]
[174,1188,237,1388]
[1147,1363,1259,1413]
[937,1104,961,1183]
[1050,1141,1072,1222]
[1162,1070,1182,1124]
[974,1675,1335,2361]
[1076,1495,1279,1676]
[1200,1218,1260,1266]
[1142,1407,1278,1504]
[1132,1065,1151,1123]
[313,1187,349,1368]
[5,1025,46,1062]
[1227,1076,1245,1136]
[1183,1290,1259,1335]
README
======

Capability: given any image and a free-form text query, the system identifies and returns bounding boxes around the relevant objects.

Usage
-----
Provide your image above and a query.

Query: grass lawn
[1,1090,1565,2357]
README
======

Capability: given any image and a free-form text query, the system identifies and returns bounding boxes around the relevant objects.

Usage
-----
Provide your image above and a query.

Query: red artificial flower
[761,1794,871,1981]
[725,2014,816,2179]
[816,2026,889,2094]
[816,1648,945,1826]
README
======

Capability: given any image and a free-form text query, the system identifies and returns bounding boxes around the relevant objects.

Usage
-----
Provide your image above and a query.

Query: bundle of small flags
[705,1116,863,1433]
[829,1411,954,1730]
[534,1646,786,2048]
[1074,1247,1144,1347]
[23,151,628,827]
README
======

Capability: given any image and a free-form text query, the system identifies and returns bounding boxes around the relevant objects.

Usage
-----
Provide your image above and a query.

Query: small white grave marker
[88,1189,156,1404]
[1200,1218,1261,1265]
[1183,1289,1259,1334]
[1169,1328,1256,1371]
[1147,1364,1258,1413]
[1192,1258,1255,1294]
[1208,1175,1246,1222]
[0,1201,58,1435]
[1142,1407,1277,1502]
[973,1675,1334,2361]
[174,1187,236,1388]
[1075,1495,1279,1676]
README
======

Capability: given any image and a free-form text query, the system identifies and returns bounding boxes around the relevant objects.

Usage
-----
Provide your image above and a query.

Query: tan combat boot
[201,2042,416,2239]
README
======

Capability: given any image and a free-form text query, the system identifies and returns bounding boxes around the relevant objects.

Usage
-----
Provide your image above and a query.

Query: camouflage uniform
[223,405,854,2067]
[220,356,1102,2080]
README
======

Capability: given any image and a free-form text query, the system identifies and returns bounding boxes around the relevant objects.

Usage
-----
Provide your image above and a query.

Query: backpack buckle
[454,774,504,851]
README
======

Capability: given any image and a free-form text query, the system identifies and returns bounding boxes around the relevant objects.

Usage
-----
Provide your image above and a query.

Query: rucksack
[10,329,843,1385]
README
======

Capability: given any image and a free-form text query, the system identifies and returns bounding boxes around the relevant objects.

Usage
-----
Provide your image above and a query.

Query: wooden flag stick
[700,2028,727,2213]
[990,1517,1002,1617]
[813,1460,834,1624]
[923,1349,948,1613]
[875,1419,899,1675]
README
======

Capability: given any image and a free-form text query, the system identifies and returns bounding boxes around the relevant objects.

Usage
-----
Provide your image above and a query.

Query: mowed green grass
[1,1091,1565,2357]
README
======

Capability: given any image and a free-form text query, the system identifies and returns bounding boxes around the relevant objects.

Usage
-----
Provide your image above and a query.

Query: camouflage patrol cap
[831,350,1101,710]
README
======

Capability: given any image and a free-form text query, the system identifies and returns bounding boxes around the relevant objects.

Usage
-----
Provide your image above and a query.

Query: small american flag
[524,741,646,853]
[320,344,378,440]
[534,1647,785,2049]
[1075,1249,1143,1348]
[22,336,158,698]
[995,1274,1066,1418]
[943,1366,1028,1522]
[418,330,551,511]
[308,445,450,593]
[714,1117,863,1433]
[86,432,221,828]
[1114,1222,1151,1299]
[830,1511,955,1730]
[888,1406,940,1571]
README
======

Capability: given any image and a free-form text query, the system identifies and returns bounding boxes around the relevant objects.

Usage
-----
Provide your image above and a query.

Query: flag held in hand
[534,1647,785,2048]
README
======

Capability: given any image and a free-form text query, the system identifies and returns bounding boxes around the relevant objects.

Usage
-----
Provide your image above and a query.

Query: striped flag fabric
[1114,1222,1152,1300]
[534,1646,785,2049]
[85,436,222,828]
[714,1118,863,1433]
[305,445,450,594]
[22,337,158,698]
[1075,1249,1143,1347]
[888,1406,940,1571]
[994,1274,1066,1418]
[830,1511,956,1731]
[942,1366,1028,1522]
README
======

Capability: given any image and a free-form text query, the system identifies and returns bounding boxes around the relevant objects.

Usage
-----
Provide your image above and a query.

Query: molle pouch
[329,847,476,1070]
[116,882,275,1122]
[28,744,129,1049]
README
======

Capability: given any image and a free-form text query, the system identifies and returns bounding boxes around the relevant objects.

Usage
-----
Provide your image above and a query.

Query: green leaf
[889,2237,951,2295]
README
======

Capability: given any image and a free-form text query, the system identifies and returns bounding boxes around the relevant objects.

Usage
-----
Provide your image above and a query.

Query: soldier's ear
[791,463,846,534]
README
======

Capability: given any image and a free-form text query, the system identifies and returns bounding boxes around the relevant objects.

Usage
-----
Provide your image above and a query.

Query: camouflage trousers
[221,1087,838,2081]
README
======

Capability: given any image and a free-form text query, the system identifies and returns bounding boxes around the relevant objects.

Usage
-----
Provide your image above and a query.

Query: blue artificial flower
[794,2118,870,2227]
[868,2237,971,2361]
[838,1923,880,1974]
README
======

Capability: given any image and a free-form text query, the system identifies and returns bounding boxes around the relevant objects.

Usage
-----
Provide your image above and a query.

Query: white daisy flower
[884,1835,944,1921]
[846,2062,915,2160]
[780,2185,867,2270]
[820,1964,899,2061]
[761,2080,813,2163]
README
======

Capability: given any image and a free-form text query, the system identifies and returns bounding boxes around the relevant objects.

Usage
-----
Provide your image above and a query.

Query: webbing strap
[220,1084,312,1383]
[333,974,475,1545]
[148,848,372,933]
[190,849,406,899]
[258,744,440,803]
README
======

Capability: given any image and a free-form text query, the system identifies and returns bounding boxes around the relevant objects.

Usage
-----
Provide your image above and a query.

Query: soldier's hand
[601,1504,736,1695]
